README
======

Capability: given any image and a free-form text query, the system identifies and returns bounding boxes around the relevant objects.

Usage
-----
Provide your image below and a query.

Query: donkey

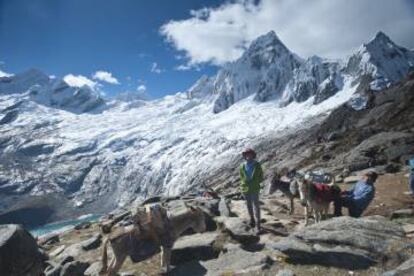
[268,171,299,215]
[101,204,206,275]
[297,174,338,225]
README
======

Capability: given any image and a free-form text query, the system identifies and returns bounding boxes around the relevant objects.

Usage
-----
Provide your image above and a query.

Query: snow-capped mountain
[188,31,414,113]
[345,31,414,90]
[0,31,413,215]
[0,69,105,114]
[211,31,302,113]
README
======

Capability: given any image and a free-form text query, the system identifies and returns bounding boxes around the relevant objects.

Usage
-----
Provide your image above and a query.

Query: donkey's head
[187,205,207,233]
[297,174,312,207]
[269,171,283,194]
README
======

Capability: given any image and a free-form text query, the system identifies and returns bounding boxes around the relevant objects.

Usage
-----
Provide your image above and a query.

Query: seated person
[408,157,414,197]
[334,171,378,218]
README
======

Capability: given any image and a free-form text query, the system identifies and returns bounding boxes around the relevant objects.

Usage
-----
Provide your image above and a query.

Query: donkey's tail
[101,238,109,274]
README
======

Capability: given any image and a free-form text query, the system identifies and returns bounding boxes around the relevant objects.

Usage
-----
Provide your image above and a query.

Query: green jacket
[239,161,264,194]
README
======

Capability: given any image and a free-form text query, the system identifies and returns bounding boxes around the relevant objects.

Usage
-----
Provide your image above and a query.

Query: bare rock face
[270,216,409,270]
[0,224,44,276]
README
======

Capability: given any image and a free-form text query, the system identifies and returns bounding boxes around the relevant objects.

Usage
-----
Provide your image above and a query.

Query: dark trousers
[410,171,414,194]
[333,195,360,218]
[243,193,261,227]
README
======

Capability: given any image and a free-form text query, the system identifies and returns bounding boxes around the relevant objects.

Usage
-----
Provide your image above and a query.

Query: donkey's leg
[289,197,294,215]
[161,246,172,273]
[304,205,309,226]
[324,204,330,220]
[311,203,319,223]
[108,253,126,276]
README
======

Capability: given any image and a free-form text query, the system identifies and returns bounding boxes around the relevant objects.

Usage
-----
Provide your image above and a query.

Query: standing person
[408,157,414,197]
[239,148,264,232]
[334,171,378,218]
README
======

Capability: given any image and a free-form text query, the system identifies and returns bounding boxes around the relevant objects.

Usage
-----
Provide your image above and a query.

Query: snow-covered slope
[0,31,413,213]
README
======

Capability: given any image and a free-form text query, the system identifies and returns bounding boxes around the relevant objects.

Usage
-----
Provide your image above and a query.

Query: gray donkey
[268,170,299,215]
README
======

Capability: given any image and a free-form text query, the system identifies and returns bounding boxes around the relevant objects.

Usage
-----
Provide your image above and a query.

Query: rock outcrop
[0,224,44,276]
[271,216,409,270]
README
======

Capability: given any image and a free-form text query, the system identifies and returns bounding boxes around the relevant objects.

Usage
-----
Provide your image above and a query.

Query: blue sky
[1,0,413,98]
[0,0,221,97]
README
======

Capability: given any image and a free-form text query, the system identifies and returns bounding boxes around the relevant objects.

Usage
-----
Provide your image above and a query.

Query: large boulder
[171,232,222,265]
[201,246,274,276]
[81,233,102,250]
[0,224,44,276]
[58,243,84,260]
[214,216,259,244]
[60,260,89,276]
[270,216,409,270]
[170,246,273,276]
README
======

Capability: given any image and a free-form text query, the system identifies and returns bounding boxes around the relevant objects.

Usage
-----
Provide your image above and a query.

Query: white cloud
[150,62,163,74]
[64,74,97,89]
[0,70,13,78]
[92,70,119,84]
[175,64,193,71]
[161,0,414,65]
[137,84,147,92]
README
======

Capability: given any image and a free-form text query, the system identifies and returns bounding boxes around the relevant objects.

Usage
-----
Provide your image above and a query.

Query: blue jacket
[345,180,375,216]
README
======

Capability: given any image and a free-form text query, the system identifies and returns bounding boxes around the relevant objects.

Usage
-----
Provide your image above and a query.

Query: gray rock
[270,216,408,270]
[84,261,102,276]
[276,269,295,276]
[45,264,62,276]
[49,245,66,257]
[74,221,91,230]
[0,224,44,276]
[391,209,414,220]
[171,232,221,265]
[383,256,414,276]
[169,260,208,276]
[201,247,273,276]
[39,234,60,246]
[119,272,136,276]
[60,260,89,276]
[58,243,84,260]
[215,216,259,244]
[59,255,74,266]
[81,233,102,250]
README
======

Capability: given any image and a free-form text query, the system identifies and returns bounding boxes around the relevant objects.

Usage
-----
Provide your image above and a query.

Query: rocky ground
[2,170,414,276]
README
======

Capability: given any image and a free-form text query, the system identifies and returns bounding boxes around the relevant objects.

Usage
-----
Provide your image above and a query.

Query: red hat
[242,148,256,158]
